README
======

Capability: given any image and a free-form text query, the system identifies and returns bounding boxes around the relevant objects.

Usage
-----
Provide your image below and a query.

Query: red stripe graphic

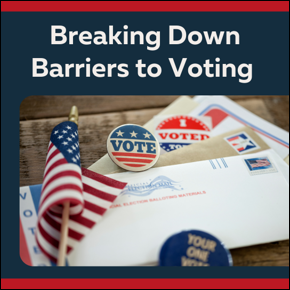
[112,152,156,158]
[2,1,289,12]
[116,158,153,164]
[19,219,32,266]
[3,278,290,289]
[124,163,146,167]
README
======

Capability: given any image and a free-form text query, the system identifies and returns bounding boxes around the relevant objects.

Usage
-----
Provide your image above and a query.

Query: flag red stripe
[83,183,117,202]
[116,158,153,163]
[39,184,83,208]
[45,148,60,166]
[124,163,146,167]
[43,213,84,241]
[69,214,96,229]
[47,142,54,154]
[36,239,57,264]
[43,158,67,179]
[84,200,107,216]
[82,168,127,190]
[42,170,82,193]
[112,152,156,158]
[38,221,61,250]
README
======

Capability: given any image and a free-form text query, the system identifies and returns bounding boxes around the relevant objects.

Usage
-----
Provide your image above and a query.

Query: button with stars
[107,124,160,172]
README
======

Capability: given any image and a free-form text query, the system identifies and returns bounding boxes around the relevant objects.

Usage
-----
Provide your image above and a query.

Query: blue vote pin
[159,230,233,266]
[107,124,160,172]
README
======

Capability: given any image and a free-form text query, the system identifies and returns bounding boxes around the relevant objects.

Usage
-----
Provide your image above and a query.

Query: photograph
[19,95,289,267]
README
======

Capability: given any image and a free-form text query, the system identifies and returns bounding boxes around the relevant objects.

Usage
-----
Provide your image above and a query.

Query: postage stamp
[224,132,260,154]
[243,156,278,176]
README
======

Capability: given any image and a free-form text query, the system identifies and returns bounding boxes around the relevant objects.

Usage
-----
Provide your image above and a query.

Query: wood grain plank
[20,95,289,120]
[231,240,289,266]
[20,95,180,120]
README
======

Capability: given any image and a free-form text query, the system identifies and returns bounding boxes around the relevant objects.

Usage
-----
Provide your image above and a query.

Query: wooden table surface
[20,95,289,266]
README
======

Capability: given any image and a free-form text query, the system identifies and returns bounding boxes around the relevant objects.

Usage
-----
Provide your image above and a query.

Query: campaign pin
[159,230,233,266]
[107,124,160,171]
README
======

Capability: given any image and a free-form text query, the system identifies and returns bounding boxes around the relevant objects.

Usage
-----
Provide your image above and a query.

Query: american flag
[35,121,127,263]
[249,159,271,168]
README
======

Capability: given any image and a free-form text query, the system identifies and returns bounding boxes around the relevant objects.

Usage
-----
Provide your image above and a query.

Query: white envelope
[68,149,289,266]
[189,96,289,160]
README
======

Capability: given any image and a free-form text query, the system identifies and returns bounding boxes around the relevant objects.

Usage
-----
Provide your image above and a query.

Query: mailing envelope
[189,96,289,160]
[107,126,271,175]
[68,149,289,266]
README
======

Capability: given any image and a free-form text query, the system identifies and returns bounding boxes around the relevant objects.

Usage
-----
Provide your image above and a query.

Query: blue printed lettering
[23,210,33,217]
[110,140,123,151]
[20,192,27,200]
[146,142,156,154]
[134,141,145,152]
[123,140,134,152]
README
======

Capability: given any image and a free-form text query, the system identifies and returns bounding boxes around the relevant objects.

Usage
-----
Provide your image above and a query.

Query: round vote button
[107,124,160,172]
[159,230,233,266]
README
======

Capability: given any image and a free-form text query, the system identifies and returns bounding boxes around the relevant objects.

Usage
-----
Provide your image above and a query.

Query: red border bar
[1,1,289,12]
[1,279,290,289]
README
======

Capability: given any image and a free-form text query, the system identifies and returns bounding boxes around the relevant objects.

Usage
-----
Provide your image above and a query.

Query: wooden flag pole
[57,106,79,266]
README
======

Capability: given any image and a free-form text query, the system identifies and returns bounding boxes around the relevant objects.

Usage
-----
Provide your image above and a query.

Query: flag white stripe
[81,208,103,224]
[43,153,64,176]
[47,212,91,235]
[36,229,59,259]
[38,190,84,219]
[40,176,83,204]
[83,191,112,210]
[82,175,121,196]
[40,217,79,249]
[46,145,58,161]
[49,203,84,216]
[42,163,82,189]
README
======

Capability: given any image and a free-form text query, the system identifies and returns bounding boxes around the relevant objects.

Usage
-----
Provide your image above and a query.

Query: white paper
[68,149,289,266]
[189,96,289,160]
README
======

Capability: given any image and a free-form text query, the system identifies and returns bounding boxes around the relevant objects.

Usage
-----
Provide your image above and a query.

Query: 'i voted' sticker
[155,115,212,153]
[107,124,160,172]
[159,230,233,266]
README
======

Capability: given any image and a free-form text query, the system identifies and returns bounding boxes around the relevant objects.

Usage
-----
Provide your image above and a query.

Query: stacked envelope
[70,96,289,266]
